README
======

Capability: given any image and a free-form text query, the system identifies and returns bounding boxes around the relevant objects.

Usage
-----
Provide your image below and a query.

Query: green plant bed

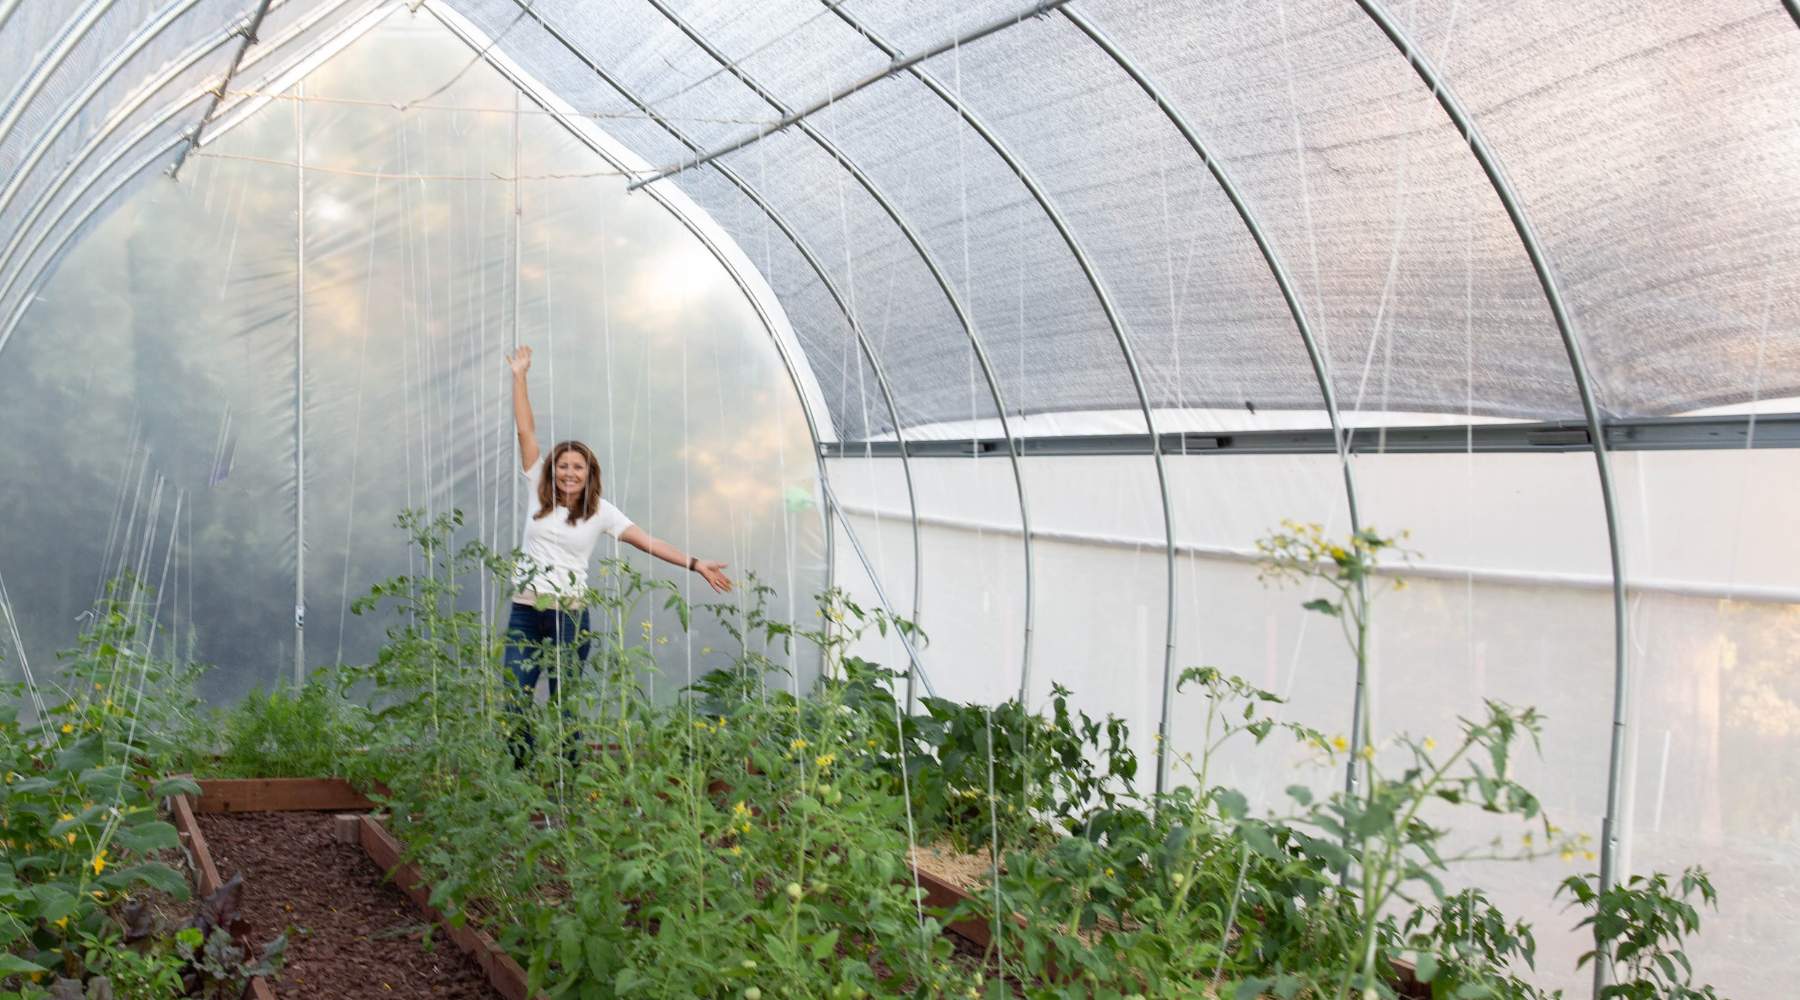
[4,512,1739,1000]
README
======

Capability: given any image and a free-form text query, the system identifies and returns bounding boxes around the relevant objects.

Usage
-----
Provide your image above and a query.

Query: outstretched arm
[618,525,734,594]
[508,347,539,471]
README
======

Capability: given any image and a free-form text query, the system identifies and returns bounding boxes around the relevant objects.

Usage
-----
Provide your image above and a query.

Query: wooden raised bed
[170,777,536,1000]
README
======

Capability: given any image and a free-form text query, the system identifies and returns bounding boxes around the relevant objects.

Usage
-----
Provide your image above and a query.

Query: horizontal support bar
[834,503,1800,606]
[821,413,1800,458]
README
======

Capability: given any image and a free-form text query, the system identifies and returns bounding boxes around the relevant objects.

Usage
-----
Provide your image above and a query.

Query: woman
[504,346,731,764]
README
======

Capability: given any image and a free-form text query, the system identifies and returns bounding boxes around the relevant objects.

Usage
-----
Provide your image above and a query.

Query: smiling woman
[501,343,733,766]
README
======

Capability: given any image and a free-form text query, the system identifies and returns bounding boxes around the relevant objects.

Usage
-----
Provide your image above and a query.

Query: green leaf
[108,862,189,898]
[810,928,840,961]
[0,954,48,975]
[114,820,180,854]
[153,776,202,798]
[1413,952,1438,983]
[1285,784,1313,806]
[1214,789,1248,820]
[1301,598,1340,617]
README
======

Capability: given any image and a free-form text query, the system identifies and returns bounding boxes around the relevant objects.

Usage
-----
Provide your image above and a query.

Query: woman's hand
[694,560,734,594]
[508,346,532,378]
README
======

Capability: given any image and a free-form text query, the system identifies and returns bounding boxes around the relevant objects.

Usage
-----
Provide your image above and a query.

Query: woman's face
[553,450,588,502]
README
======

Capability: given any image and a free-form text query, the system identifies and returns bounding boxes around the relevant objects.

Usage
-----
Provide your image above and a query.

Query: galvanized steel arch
[825,1,1183,788]
[637,0,1041,696]
[0,0,115,148]
[1347,3,1629,994]
[477,0,933,696]
[1059,5,1375,795]
[0,0,209,229]
[0,0,368,350]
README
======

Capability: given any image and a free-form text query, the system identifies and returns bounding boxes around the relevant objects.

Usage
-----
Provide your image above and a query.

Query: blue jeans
[503,603,590,766]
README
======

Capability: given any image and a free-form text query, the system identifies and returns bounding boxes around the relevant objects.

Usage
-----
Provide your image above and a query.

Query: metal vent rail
[820,413,1800,458]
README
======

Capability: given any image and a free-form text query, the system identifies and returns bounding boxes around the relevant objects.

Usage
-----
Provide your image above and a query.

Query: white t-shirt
[513,459,633,601]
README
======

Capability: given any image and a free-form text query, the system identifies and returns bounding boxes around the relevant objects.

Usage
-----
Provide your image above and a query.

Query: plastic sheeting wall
[832,448,1800,997]
[0,13,826,702]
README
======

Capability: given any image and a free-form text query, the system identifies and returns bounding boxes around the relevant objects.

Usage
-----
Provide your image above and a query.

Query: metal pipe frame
[625,0,1073,192]
[825,3,1181,789]
[1347,2,1629,993]
[168,0,278,180]
[491,0,929,706]
[823,412,1800,458]
[0,0,208,228]
[636,0,1039,696]
[425,1,911,694]
[293,77,307,685]
[0,0,358,342]
[1062,6,1374,799]
[0,0,114,149]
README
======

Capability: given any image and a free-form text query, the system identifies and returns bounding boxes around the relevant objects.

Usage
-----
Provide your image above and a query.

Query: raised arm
[508,347,539,471]
[618,525,734,594]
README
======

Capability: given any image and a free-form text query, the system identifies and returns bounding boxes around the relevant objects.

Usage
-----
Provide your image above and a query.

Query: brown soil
[194,810,499,999]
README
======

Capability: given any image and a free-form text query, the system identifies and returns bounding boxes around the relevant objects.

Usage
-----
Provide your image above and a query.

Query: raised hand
[507,346,533,378]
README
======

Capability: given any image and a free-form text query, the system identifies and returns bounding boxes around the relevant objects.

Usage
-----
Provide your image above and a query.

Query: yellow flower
[59,813,73,822]
[740,822,752,835]
[1522,832,1534,846]
[1583,850,1596,862]
[66,832,77,845]
[656,636,669,646]
[865,739,878,748]
[61,723,73,734]
[733,801,750,817]
[1560,849,1576,862]
[729,845,742,856]
[91,850,108,875]
[789,738,808,752]
[1104,867,1115,877]
[1359,745,1376,761]
[1331,735,1349,752]
[814,754,835,769]
[53,915,68,930]
[702,647,713,655]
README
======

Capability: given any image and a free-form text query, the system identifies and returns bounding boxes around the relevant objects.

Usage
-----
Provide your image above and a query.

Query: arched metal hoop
[825,1,1182,791]
[477,0,932,699]
[1346,2,1629,994]
[1061,5,1373,796]
[634,0,1039,701]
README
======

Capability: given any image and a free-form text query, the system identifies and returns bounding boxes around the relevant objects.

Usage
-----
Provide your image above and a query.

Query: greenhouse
[1,0,1796,996]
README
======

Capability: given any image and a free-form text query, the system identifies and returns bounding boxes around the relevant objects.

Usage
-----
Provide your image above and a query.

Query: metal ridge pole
[0,0,208,227]
[630,0,1038,698]
[423,1,924,693]
[1062,6,1374,797]
[0,0,115,148]
[168,0,277,180]
[826,1,1181,787]
[625,0,1073,191]
[472,0,929,705]
[1347,2,1629,993]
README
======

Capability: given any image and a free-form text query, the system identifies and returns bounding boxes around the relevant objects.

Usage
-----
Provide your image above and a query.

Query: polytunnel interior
[0,2,1796,997]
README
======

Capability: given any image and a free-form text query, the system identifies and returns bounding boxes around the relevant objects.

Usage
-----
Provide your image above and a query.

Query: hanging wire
[334,171,383,668]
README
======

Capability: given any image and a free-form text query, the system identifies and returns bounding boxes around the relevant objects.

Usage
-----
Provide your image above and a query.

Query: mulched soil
[194,810,499,999]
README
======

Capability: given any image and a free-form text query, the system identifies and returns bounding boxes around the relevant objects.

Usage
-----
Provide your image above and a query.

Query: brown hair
[535,441,603,524]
